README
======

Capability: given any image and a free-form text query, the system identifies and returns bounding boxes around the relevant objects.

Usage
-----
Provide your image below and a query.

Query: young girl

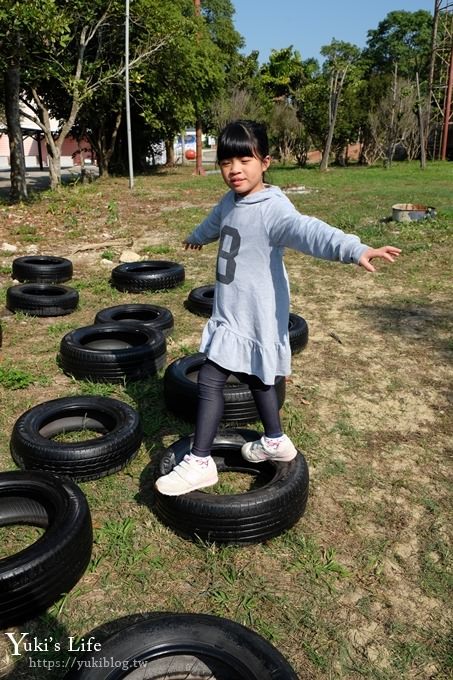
[156,120,401,496]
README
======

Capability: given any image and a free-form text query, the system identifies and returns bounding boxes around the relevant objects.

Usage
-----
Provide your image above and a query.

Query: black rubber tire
[154,429,309,545]
[94,304,174,337]
[288,312,309,354]
[0,470,92,628]
[10,396,143,481]
[64,612,298,679]
[164,353,286,424]
[6,283,79,317]
[12,255,73,283]
[185,284,216,317]
[58,323,166,383]
[111,261,185,292]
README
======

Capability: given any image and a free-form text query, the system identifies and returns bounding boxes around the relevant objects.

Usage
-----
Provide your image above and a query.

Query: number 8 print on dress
[216,225,241,284]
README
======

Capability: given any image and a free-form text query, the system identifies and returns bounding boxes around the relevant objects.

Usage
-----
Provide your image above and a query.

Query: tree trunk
[320,76,339,172]
[320,115,336,171]
[386,62,398,167]
[88,110,122,177]
[47,145,62,190]
[320,67,349,172]
[165,139,176,166]
[4,65,28,202]
[103,110,122,176]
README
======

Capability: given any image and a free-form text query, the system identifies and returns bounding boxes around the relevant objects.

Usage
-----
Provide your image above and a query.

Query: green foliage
[0,0,68,66]
[141,245,171,255]
[106,200,119,225]
[364,10,433,80]
[260,46,307,100]
[0,363,37,389]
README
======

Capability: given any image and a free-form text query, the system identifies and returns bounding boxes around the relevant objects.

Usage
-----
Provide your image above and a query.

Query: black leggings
[192,359,283,457]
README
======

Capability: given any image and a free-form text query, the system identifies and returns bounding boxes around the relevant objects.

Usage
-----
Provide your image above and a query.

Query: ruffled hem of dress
[199,319,291,385]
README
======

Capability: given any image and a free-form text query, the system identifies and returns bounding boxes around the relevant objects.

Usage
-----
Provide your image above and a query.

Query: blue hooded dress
[185,185,368,385]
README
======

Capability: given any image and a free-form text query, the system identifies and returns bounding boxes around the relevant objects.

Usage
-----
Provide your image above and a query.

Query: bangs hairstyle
[217,120,269,163]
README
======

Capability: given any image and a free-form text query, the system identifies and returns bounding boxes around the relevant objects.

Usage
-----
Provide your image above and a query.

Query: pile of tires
[94,303,174,336]
[111,261,185,292]
[10,396,143,481]
[6,283,79,317]
[0,470,92,627]
[6,254,78,317]
[185,285,308,353]
[164,353,286,424]
[65,612,298,679]
[12,255,73,283]
[154,429,309,545]
[58,323,166,383]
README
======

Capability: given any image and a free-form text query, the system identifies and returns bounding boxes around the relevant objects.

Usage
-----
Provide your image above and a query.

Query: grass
[0,161,452,679]
[0,363,42,389]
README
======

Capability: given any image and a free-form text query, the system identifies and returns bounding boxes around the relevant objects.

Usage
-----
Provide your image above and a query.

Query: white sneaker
[241,434,297,463]
[155,454,218,496]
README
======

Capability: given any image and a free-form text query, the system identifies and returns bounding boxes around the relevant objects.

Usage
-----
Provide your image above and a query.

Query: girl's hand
[183,241,203,251]
[358,246,401,272]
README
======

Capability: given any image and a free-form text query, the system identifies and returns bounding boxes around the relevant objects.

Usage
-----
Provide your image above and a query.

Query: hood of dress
[233,184,285,205]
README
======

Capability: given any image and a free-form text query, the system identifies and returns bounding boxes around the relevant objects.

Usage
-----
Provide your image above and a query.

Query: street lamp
[125,0,134,189]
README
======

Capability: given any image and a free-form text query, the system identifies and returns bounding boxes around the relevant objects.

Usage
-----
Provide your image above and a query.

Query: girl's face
[219,154,271,196]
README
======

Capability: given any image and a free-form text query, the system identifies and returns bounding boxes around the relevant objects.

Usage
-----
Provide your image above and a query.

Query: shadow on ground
[356,300,453,360]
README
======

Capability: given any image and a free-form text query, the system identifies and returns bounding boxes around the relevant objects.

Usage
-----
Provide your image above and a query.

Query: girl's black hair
[217,120,269,163]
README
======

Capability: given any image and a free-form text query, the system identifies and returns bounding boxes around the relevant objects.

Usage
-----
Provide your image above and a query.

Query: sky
[232,0,435,63]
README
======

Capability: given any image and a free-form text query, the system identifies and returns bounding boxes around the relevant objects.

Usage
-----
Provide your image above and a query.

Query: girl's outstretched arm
[183,199,224,250]
[358,246,402,272]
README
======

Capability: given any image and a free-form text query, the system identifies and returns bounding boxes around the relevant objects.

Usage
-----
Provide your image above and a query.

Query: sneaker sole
[156,474,219,496]
[241,451,297,463]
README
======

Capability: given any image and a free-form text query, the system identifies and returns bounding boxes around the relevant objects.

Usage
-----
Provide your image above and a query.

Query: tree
[257,47,317,165]
[319,40,361,171]
[211,86,267,133]
[4,66,28,202]
[367,72,419,165]
[210,50,269,133]
[194,0,243,170]
[16,0,169,188]
[0,0,65,200]
[364,10,433,80]
[259,46,307,101]
[75,0,191,176]
[268,101,309,164]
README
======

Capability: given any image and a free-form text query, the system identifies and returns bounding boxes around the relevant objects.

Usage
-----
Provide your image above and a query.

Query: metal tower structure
[428,1,453,159]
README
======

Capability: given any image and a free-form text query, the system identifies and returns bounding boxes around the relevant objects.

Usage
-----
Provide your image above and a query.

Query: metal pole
[193,0,205,175]
[441,44,453,159]
[125,0,134,189]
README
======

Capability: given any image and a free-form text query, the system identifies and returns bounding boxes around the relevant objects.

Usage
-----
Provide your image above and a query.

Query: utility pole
[441,43,453,159]
[125,0,134,188]
[193,0,205,175]
[428,0,453,159]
